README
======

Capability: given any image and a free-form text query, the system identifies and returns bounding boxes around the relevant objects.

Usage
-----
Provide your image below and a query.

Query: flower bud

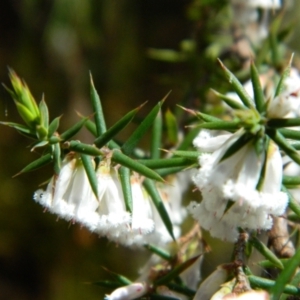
[104,282,147,300]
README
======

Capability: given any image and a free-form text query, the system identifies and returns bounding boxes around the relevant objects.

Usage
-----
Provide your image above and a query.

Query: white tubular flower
[193,265,228,300]
[95,164,131,240]
[188,130,288,242]
[34,154,98,223]
[105,282,148,300]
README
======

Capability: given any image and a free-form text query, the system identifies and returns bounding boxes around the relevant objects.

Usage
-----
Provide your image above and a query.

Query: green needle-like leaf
[144,244,174,261]
[165,109,178,146]
[48,116,61,137]
[151,110,162,159]
[282,176,300,187]
[66,141,103,156]
[197,120,240,131]
[122,97,166,155]
[39,96,49,130]
[85,119,97,136]
[268,129,300,165]
[250,62,265,113]
[270,247,300,299]
[212,89,245,110]
[0,121,36,137]
[13,153,52,176]
[137,157,194,169]
[268,118,300,128]
[169,150,200,159]
[154,255,200,285]
[156,166,193,177]
[90,73,106,135]
[52,142,61,174]
[143,178,174,240]
[119,167,133,213]
[249,275,300,296]
[249,236,284,269]
[15,102,36,127]
[279,128,300,141]
[274,56,292,98]
[102,267,132,285]
[94,104,143,148]
[81,154,98,199]
[218,59,254,108]
[112,151,164,182]
[60,117,88,141]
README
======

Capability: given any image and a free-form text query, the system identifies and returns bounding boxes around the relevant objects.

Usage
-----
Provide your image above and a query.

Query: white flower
[188,130,288,241]
[105,282,148,300]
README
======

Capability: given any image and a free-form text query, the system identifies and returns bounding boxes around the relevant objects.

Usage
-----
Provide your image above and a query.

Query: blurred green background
[1,1,300,299]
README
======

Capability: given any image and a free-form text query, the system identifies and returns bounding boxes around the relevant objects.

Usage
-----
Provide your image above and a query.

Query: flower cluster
[34,153,188,247]
[188,129,287,241]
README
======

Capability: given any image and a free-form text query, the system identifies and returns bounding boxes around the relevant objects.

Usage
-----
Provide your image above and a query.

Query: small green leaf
[274,56,292,98]
[13,153,52,176]
[197,120,240,131]
[249,236,284,270]
[144,244,174,261]
[268,129,300,165]
[156,166,193,177]
[218,59,254,109]
[48,116,61,137]
[31,140,49,151]
[66,141,103,156]
[118,167,132,213]
[165,109,178,146]
[85,119,97,136]
[0,121,36,137]
[268,118,300,128]
[94,104,143,149]
[112,151,164,182]
[102,267,132,285]
[81,154,98,199]
[60,117,88,141]
[151,110,162,159]
[15,102,36,127]
[147,48,185,62]
[122,97,166,155]
[279,128,300,141]
[282,176,300,187]
[249,275,299,296]
[39,96,49,130]
[270,246,300,299]
[168,150,199,159]
[52,142,61,174]
[90,73,107,135]
[154,255,200,285]
[212,89,245,110]
[250,62,265,113]
[136,157,194,169]
[143,179,174,240]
